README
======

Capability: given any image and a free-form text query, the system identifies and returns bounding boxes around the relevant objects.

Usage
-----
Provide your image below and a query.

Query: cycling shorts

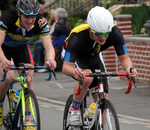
[74,54,109,93]
[2,44,34,66]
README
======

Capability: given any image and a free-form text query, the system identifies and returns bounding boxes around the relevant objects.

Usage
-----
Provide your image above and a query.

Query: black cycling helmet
[16,0,40,15]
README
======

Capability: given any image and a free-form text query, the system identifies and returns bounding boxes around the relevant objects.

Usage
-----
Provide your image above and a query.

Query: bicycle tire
[17,88,40,130]
[92,99,120,130]
[63,94,73,130]
[63,94,89,130]
[0,93,12,130]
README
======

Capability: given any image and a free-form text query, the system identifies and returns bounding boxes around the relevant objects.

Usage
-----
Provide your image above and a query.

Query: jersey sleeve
[37,14,50,38]
[64,33,81,63]
[112,26,127,56]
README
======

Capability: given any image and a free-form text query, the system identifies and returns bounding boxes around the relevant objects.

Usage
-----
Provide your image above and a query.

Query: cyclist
[62,6,137,126]
[0,0,56,127]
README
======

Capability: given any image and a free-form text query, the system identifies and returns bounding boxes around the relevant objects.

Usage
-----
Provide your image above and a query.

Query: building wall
[102,37,150,83]
[102,14,150,83]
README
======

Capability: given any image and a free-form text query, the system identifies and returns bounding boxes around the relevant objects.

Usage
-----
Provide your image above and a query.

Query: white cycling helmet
[87,6,113,33]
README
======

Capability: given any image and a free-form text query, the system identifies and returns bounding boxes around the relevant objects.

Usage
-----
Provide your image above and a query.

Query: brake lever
[131,77,137,88]
[45,70,57,81]
[130,67,137,88]
[0,70,8,82]
[52,70,57,80]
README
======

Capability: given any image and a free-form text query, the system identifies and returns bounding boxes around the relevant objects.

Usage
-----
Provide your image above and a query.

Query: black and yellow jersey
[0,10,50,47]
[64,24,127,63]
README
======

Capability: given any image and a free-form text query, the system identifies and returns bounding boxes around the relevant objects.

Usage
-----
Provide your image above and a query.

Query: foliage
[102,0,124,9]
[0,0,45,13]
[120,3,150,34]
[67,10,88,28]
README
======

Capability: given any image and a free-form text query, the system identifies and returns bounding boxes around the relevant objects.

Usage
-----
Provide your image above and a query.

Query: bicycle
[63,68,136,130]
[0,63,56,130]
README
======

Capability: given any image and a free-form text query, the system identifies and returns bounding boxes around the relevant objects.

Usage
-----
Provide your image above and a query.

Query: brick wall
[102,15,150,83]
[102,15,132,73]
[102,36,150,83]
[114,15,132,36]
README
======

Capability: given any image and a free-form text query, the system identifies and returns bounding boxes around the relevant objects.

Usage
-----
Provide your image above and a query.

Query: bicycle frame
[12,70,35,127]
[75,69,136,130]
[0,65,56,129]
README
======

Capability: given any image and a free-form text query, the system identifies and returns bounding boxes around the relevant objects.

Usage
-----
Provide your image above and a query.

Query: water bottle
[14,90,20,104]
[9,91,15,101]
[88,103,96,123]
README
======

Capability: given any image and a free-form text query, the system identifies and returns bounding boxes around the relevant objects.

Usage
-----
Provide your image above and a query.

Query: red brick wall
[102,47,117,72]
[102,37,150,83]
[114,15,132,36]
[102,15,150,83]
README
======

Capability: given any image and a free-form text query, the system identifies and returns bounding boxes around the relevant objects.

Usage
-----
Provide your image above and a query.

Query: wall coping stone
[124,35,150,42]
[114,14,132,19]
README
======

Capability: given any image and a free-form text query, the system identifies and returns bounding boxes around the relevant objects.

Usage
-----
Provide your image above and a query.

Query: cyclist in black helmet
[0,0,56,127]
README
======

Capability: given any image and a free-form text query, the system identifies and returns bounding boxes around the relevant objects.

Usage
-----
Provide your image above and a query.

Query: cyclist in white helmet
[62,6,137,126]
[0,0,56,127]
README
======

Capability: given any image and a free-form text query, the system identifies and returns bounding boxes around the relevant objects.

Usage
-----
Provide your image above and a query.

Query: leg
[68,69,93,126]
[73,69,93,102]
[0,63,15,126]
[0,64,15,101]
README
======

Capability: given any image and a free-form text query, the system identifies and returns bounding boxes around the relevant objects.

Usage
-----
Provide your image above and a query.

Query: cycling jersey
[64,24,127,93]
[0,10,50,48]
[64,24,127,63]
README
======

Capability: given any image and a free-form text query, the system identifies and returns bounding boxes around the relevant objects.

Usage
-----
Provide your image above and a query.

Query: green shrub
[67,10,88,28]
[120,3,150,34]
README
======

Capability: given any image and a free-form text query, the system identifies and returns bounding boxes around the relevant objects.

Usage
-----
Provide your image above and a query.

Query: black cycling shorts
[2,44,34,66]
[74,54,109,93]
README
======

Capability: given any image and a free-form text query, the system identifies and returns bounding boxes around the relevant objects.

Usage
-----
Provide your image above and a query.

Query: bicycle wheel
[0,93,12,130]
[93,99,120,130]
[17,88,40,130]
[63,94,86,130]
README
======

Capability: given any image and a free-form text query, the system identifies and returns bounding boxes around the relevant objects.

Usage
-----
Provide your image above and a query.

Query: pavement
[34,71,150,124]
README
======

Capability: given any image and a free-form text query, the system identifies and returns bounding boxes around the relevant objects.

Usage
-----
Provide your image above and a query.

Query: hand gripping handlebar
[75,68,136,95]
[0,66,57,82]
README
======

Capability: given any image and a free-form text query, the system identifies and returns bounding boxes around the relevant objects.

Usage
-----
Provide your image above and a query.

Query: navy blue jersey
[0,10,50,47]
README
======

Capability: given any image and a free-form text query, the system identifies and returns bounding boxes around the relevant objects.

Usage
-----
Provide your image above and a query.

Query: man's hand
[73,68,84,81]
[46,59,57,70]
[1,59,14,71]
[126,67,137,78]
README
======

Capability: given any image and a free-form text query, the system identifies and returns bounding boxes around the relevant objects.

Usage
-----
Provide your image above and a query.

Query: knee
[4,72,14,86]
[83,69,93,87]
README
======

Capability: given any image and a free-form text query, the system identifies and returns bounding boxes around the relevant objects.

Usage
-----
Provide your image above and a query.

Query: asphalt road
[13,71,150,129]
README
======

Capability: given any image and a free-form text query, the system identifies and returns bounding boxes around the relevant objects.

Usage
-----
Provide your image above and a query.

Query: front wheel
[92,99,120,130]
[0,93,12,130]
[63,94,86,130]
[17,88,40,130]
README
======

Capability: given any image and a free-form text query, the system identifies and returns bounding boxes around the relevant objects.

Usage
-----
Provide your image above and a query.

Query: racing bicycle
[63,68,136,130]
[0,63,56,130]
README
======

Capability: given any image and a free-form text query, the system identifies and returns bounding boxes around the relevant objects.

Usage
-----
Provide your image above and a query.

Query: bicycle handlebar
[75,71,136,95]
[0,65,57,82]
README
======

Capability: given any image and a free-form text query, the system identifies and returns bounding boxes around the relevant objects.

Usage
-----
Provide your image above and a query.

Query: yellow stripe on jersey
[71,24,89,33]
[65,24,89,41]
[0,27,6,34]
[40,32,50,38]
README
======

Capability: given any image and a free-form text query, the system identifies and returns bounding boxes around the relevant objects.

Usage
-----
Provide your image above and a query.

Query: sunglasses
[24,10,38,15]
[91,29,111,37]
